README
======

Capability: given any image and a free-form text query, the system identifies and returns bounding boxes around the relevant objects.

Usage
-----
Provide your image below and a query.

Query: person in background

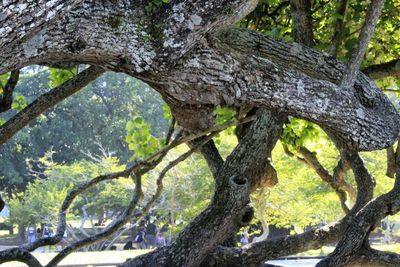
[155,230,166,248]
[145,218,157,248]
[27,224,36,244]
[133,226,147,249]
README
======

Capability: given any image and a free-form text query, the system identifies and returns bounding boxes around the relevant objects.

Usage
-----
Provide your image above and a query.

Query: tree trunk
[17,224,26,245]
[121,109,285,266]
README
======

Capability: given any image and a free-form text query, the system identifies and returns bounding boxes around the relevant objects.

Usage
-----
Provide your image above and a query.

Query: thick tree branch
[340,0,385,89]
[0,66,105,145]
[1,2,397,151]
[363,59,400,80]
[0,70,20,113]
[316,164,400,267]
[0,248,42,267]
[0,0,258,74]
[123,109,285,266]
[149,28,400,151]
[349,246,400,267]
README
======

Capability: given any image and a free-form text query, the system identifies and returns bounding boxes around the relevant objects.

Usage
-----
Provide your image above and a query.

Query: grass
[1,249,152,266]
[372,244,400,253]
[0,230,9,236]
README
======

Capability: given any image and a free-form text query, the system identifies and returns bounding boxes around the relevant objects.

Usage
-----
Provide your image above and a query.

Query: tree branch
[363,59,400,80]
[46,173,143,267]
[295,146,351,213]
[340,0,385,89]
[290,0,314,47]
[0,66,105,145]
[0,70,20,113]
[0,248,42,267]
[189,137,224,179]
[316,160,400,267]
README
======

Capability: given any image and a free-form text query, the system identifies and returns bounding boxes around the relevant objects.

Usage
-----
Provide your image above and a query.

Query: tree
[1,0,400,267]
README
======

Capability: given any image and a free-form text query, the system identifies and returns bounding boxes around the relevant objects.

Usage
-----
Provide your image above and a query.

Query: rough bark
[201,146,375,267]
[1,2,398,150]
[149,28,400,150]
[121,109,285,267]
[349,246,400,267]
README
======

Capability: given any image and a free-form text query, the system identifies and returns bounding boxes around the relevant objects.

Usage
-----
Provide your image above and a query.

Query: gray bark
[121,109,285,266]
[0,2,398,150]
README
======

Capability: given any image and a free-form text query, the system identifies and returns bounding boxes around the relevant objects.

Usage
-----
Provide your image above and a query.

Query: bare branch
[165,117,176,145]
[0,66,105,145]
[46,173,143,267]
[296,146,351,213]
[340,0,385,88]
[386,146,396,178]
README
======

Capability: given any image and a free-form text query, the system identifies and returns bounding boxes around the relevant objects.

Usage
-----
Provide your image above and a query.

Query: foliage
[0,68,166,195]
[49,67,77,88]
[125,116,162,159]
[145,0,170,13]
[7,154,131,226]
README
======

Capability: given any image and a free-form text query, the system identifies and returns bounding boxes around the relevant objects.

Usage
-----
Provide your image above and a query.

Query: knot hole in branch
[230,175,248,186]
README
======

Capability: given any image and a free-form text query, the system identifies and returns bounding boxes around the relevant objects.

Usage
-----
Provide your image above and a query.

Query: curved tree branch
[46,173,144,267]
[0,66,105,145]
